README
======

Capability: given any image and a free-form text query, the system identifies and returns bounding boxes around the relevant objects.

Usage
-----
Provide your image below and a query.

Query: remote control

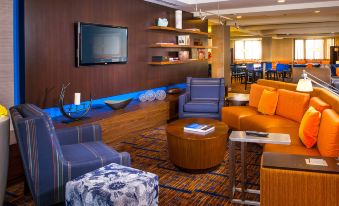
[245,131,269,137]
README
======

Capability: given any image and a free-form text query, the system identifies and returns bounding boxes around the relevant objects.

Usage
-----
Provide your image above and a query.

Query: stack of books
[184,123,215,135]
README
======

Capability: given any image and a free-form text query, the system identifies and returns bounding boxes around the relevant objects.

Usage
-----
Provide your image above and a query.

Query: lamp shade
[296,79,313,92]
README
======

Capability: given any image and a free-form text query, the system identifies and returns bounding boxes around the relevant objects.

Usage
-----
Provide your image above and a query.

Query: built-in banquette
[222,79,339,206]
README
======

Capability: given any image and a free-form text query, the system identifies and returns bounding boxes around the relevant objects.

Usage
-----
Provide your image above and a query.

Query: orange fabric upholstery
[321,60,330,64]
[309,97,331,113]
[258,90,279,115]
[249,84,276,108]
[336,68,339,76]
[299,106,321,148]
[317,109,339,157]
[221,106,259,130]
[276,89,310,123]
[263,144,321,156]
[306,63,313,68]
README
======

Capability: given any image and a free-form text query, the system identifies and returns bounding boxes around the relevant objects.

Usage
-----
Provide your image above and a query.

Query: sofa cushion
[317,109,339,157]
[240,114,300,144]
[184,100,218,113]
[222,106,259,130]
[276,89,310,123]
[309,97,331,113]
[258,89,279,115]
[249,84,276,108]
[299,106,321,148]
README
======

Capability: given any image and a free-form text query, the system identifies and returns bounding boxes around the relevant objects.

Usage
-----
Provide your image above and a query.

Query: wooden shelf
[148,26,210,36]
[148,59,208,65]
[149,44,214,49]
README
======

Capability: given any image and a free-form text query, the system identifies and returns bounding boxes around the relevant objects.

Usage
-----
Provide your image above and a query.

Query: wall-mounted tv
[76,22,128,67]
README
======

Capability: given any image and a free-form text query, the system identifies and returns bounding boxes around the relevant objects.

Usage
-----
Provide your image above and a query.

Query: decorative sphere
[139,94,147,102]
[155,90,166,101]
[145,90,156,101]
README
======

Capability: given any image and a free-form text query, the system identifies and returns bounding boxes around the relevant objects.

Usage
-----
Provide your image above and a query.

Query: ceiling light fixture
[236,15,242,19]
[314,10,320,13]
[194,0,233,23]
[277,0,285,3]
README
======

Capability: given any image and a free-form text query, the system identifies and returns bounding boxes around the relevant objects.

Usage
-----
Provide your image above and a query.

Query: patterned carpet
[5,125,262,206]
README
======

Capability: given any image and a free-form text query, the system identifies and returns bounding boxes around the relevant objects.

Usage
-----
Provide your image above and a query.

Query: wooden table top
[166,118,228,140]
[226,93,250,102]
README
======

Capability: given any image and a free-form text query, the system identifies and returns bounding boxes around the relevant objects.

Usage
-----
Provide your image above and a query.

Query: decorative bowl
[104,98,133,110]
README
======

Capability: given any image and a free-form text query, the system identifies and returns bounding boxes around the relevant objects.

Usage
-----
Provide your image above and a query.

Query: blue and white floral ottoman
[65,163,159,206]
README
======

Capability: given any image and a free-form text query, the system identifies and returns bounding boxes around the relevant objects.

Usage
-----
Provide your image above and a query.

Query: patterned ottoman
[65,163,159,206]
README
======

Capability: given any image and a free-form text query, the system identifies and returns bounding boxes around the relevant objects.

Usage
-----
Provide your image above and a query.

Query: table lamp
[296,70,339,96]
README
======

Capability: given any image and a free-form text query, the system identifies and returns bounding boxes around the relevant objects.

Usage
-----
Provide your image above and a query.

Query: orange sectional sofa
[222,79,339,206]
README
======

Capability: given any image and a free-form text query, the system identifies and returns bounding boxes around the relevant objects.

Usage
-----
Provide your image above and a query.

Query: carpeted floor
[5,125,262,206]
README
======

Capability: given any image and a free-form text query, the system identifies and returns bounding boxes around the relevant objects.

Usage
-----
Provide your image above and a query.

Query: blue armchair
[10,104,131,206]
[179,77,225,120]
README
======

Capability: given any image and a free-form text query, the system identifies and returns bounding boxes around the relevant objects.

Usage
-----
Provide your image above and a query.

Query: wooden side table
[225,93,249,106]
[228,131,291,205]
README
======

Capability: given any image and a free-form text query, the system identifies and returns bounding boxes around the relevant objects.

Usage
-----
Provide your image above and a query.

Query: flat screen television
[76,22,128,66]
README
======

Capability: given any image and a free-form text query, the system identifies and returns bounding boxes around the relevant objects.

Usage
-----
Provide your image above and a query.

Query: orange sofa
[222,79,339,205]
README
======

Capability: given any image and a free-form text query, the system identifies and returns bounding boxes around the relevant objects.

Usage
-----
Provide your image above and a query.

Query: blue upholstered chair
[179,77,225,119]
[10,104,131,206]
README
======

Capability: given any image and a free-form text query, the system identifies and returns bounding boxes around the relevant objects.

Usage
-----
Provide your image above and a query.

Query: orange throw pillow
[249,84,276,108]
[258,89,279,115]
[276,89,310,123]
[317,109,339,157]
[299,106,321,148]
[309,97,331,113]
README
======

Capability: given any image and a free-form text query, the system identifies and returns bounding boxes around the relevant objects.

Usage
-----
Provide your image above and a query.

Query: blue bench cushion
[184,100,219,113]
[62,141,129,165]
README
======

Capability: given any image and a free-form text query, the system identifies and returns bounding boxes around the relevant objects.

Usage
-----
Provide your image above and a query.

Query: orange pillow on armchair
[299,106,321,148]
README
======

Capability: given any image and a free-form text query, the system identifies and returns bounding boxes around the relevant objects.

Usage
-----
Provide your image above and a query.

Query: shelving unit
[147,25,211,66]
[148,26,210,36]
[148,59,208,65]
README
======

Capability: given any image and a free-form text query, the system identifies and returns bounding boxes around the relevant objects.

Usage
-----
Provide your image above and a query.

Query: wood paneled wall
[24,0,208,108]
[0,0,14,110]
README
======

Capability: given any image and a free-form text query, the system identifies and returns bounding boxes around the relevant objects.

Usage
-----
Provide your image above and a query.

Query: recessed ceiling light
[236,16,242,19]
[331,32,335,34]
[314,10,320,13]
[277,0,285,3]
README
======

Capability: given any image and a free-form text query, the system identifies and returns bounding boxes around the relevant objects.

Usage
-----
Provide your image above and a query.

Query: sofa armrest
[56,124,102,145]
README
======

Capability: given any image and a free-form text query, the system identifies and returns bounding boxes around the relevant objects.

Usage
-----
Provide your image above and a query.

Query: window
[294,40,304,60]
[294,38,334,60]
[235,39,262,60]
[305,39,324,59]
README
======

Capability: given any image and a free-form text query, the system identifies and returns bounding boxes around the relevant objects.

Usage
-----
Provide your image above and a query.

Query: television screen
[76,22,128,66]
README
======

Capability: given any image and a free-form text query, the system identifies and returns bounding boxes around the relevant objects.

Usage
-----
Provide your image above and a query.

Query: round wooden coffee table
[166,118,229,171]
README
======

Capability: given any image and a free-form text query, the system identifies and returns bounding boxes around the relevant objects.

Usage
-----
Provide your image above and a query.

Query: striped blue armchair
[10,104,131,206]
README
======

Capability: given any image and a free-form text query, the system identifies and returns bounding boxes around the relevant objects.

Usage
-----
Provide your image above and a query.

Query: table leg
[228,140,236,200]
[241,142,247,202]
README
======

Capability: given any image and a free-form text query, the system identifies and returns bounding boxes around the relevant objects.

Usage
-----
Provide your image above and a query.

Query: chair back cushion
[317,109,339,157]
[187,77,224,101]
[276,89,310,123]
[249,84,276,108]
[10,104,63,202]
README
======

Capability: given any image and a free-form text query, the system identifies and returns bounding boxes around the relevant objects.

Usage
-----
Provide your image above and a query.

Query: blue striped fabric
[10,104,131,205]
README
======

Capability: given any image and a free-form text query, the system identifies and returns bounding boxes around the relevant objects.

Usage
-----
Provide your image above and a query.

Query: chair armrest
[56,124,102,145]
[179,93,189,118]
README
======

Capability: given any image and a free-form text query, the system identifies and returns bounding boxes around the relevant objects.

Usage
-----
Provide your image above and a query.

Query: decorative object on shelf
[59,83,92,121]
[297,70,339,96]
[0,104,8,117]
[179,51,189,61]
[104,98,133,110]
[139,94,147,102]
[177,35,190,45]
[198,49,206,60]
[175,10,182,29]
[156,18,168,27]
[166,88,183,94]
[193,38,203,46]
[155,90,167,100]
[145,90,156,101]
[152,56,169,62]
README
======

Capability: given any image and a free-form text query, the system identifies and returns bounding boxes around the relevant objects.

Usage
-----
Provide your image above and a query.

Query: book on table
[184,123,215,135]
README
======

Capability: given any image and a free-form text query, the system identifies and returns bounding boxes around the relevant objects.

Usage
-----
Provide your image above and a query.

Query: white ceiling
[145,0,339,38]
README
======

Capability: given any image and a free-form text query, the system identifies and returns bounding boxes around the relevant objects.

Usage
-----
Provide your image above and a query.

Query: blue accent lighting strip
[44,83,186,118]
[13,0,20,105]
